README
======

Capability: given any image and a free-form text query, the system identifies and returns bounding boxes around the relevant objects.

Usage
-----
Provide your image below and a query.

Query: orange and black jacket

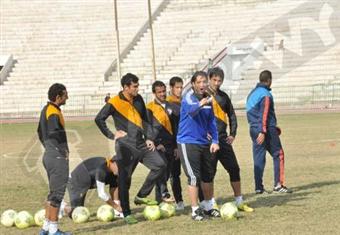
[37,102,69,155]
[207,87,237,139]
[146,100,178,149]
[95,92,153,147]
[166,95,181,139]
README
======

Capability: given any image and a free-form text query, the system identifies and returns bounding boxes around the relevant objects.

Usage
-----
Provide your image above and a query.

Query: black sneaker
[273,185,292,193]
[204,209,221,218]
[192,208,206,221]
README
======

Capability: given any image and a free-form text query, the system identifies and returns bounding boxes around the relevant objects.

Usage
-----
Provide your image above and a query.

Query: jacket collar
[256,83,271,91]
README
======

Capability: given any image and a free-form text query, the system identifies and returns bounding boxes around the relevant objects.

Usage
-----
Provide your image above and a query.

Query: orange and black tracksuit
[37,102,69,208]
[207,87,240,182]
[146,99,178,202]
[95,92,166,217]
[165,94,183,203]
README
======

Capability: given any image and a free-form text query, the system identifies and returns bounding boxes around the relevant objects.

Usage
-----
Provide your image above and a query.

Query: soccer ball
[97,205,115,222]
[34,209,45,226]
[220,202,238,220]
[159,203,176,218]
[1,209,17,227]
[72,207,90,223]
[143,205,161,221]
[14,211,34,229]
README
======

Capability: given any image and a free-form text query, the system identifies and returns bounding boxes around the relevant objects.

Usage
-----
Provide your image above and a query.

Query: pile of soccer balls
[143,202,176,221]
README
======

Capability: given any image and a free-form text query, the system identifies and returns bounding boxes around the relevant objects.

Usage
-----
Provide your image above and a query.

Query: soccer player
[95,73,166,224]
[146,81,178,203]
[246,70,292,194]
[167,76,184,210]
[177,71,220,221]
[60,156,123,218]
[37,83,71,235]
[203,67,253,212]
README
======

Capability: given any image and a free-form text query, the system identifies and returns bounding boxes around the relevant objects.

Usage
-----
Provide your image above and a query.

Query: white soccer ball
[34,209,45,226]
[143,205,161,221]
[159,202,176,218]
[220,202,238,220]
[97,205,115,222]
[14,211,34,229]
[72,207,90,223]
[1,209,17,227]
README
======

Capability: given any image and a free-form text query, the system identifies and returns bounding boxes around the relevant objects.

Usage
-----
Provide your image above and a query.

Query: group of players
[37,67,291,235]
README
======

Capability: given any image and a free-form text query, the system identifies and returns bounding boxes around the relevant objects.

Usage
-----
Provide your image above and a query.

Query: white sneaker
[114,209,124,218]
[176,201,185,211]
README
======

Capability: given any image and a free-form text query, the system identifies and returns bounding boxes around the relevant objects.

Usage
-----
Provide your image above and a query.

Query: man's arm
[208,108,219,144]
[259,96,271,134]
[225,94,237,137]
[95,103,115,140]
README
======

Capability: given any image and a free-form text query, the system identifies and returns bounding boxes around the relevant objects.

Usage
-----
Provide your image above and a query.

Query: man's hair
[169,76,183,87]
[152,80,166,93]
[259,70,272,83]
[121,73,139,87]
[191,71,207,83]
[208,67,224,80]
[48,83,66,102]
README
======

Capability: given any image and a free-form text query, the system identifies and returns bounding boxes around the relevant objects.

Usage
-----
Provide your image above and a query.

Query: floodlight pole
[148,0,157,81]
[114,0,121,79]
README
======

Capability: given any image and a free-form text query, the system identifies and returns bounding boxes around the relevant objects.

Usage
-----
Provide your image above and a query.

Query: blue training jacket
[177,89,218,145]
[246,83,277,134]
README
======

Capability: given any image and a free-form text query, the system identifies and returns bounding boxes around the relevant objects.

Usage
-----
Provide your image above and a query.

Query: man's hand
[276,126,282,136]
[226,136,235,145]
[256,133,265,145]
[199,97,212,107]
[210,143,220,154]
[174,148,180,160]
[156,144,166,152]
[114,130,127,140]
[146,140,155,151]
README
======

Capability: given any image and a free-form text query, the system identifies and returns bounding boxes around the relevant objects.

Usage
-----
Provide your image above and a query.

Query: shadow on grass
[216,180,340,208]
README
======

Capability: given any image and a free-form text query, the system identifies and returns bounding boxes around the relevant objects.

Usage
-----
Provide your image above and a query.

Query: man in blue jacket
[246,70,292,194]
[177,71,220,221]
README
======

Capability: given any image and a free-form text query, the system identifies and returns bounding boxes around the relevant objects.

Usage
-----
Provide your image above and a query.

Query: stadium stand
[0,0,339,117]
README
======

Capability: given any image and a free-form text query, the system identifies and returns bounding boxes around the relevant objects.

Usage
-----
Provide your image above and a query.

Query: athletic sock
[191,206,199,216]
[204,199,213,211]
[42,219,49,231]
[49,221,58,234]
[235,196,243,206]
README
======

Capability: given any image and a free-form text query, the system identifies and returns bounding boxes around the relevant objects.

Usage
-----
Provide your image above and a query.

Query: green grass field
[1,112,340,235]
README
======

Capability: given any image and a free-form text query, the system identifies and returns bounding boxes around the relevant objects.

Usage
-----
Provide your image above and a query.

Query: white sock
[191,206,199,216]
[235,196,243,206]
[42,219,49,231]
[204,199,213,211]
[211,197,216,205]
[49,221,58,234]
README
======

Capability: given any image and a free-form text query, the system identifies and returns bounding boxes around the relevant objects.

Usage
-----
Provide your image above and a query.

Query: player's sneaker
[175,201,185,211]
[162,193,176,203]
[134,196,158,206]
[39,229,48,235]
[237,203,254,212]
[255,189,270,194]
[192,208,206,221]
[204,208,221,217]
[124,215,138,224]
[114,209,124,218]
[48,230,72,235]
[273,185,292,193]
